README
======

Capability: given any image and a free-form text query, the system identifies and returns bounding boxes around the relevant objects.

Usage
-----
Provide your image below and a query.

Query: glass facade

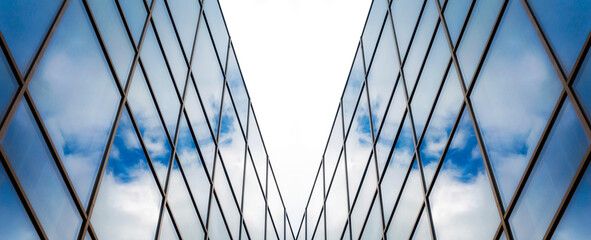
[298,0,591,239]
[0,0,295,239]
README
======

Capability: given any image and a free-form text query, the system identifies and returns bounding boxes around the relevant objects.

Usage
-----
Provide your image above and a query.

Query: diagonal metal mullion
[239,99,251,240]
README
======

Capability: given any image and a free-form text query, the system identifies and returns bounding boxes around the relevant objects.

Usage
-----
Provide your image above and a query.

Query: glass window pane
[325,158,348,240]
[345,86,373,202]
[471,0,562,207]
[342,45,365,132]
[411,209,431,240]
[208,195,232,239]
[443,0,471,46]
[362,0,388,68]
[429,110,500,240]
[402,0,438,95]
[87,0,135,85]
[268,174,285,240]
[1,100,81,240]
[153,0,188,94]
[350,156,377,239]
[29,0,121,206]
[184,82,216,175]
[411,26,451,137]
[0,0,62,74]
[510,98,590,240]
[119,0,147,45]
[203,0,229,66]
[367,14,400,135]
[529,0,591,74]
[91,107,161,240]
[219,87,246,202]
[360,197,382,240]
[392,0,425,60]
[312,213,325,240]
[419,66,463,189]
[324,106,343,188]
[248,106,267,178]
[128,66,172,185]
[192,16,225,134]
[386,159,424,240]
[307,174,324,239]
[177,114,211,218]
[167,0,200,58]
[226,45,250,132]
[0,51,17,116]
[457,0,503,86]
[0,159,39,240]
[242,157,266,240]
[574,52,591,118]
[160,208,180,240]
[213,154,241,238]
[376,81,406,175]
[140,24,181,136]
[381,114,414,224]
[168,159,205,239]
[553,164,591,239]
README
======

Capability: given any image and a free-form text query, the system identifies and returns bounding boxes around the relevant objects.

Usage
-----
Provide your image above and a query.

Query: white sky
[218,0,372,229]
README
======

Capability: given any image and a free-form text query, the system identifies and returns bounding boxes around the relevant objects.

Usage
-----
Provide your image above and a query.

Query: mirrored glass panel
[248,106,267,178]
[367,14,400,134]
[184,81,216,175]
[392,0,425,60]
[127,66,172,185]
[511,99,590,240]
[192,16,225,134]
[411,26,450,137]
[160,208,180,240]
[268,173,285,240]
[419,67,463,188]
[471,0,562,207]
[226,45,250,132]
[307,173,324,240]
[0,51,17,116]
[119,0,147,45]
[402,0,438,94]
[168,159,205,239]
[342,45,365,132]
[92,107,161,240]
[208,195,233,239]
[212,154,241,238]
[325,158,349,240]
[553,164,591,239]
[387,159,424,240]
[218,87,246,201]
[350,157,378,239]
[153,0,188,94]
[140,24,181,136]
[324,106,343,187]
[0,0,62,74]
[429,110,499,240]
[411,208,431,240]
[203,0,229,66]
[574,52,591,118]
[167,0,200,57]
[360,197,382,240]
[443,0,471,46]
[362,0,388,68]
[529,0,591,74]
[242,157,266,240]
[29,0,120,206]
[1,100,81,240]
[457,0,503,85]
[376,82,406,175]
[87,0,134,85]
[0,159,39,240]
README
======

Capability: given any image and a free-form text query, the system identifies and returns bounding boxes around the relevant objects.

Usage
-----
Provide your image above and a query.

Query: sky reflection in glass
[362,0,388,69]
[0,51,17,116]
[574,52,591,117]
[553,163,591,239]
[119,0,147,46]
[0,160,38,240]
[168,159,206,239]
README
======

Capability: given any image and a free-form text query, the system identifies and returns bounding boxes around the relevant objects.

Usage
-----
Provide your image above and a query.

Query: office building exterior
[0,0,296,239]
[298,0,591,239]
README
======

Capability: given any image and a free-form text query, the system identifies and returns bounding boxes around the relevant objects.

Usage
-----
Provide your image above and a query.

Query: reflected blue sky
[203,0,229,66]
[443,0,471,46]
[28,0,121,207]
[342,45,365,132]
[392,0,425,60]
[167,0,200,57]
[511,99,590,240]
[0,161,38,240]
[0,0,62,74]
[119,0,147,45]
[375,82,405,175]
[168,159,206,239]
[553,162,591,239]
[226,45,250,132]
[184,82,216,176]
[574,52,591,117]
[471,0,562,207]
[362,0,388,69]
[0,51,17,116]
[1,100,80,240]
[387,159,423,239]
[346,86,373,203]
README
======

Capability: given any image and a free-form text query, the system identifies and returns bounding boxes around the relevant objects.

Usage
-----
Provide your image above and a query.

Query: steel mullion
[566,32,591,86]
[322,156,327,240]
[357,189,379,239]
[172,152,208,234]
[162,0,193,66]
[340,93,353,240]
[238,99,251,240]
[266,204,282,240]
[382,153,417,237]
[268,162,295,239]
[407,18,443,102]
[113,0,139,51]
[164,202,185,240]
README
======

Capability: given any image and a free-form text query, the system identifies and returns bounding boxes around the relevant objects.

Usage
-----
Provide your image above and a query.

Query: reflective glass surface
[342,45,365,132]
[192,16,225,134]
[87,0,134,85]
[429,110,499,240]
[1,100,81,240]
[392,0,425,60]
[203,0,229,66]
[153,0,188,94]
[553,164,591,239]
[443,0,471,46]
[387,159,424,239]
[511,99,590,240]
[403,0,438,94]
[375,82,405,176]
[362,0,388,68]
[184,82,216,175]
[471,0,562,206]
[457,0,503,85]
[411,26,450,137]
[209,195,232,239]
[412,209,431,240]
[140,24,181,136]
[419,67,463,188]
[218,87,246,201]
[367,14,400,134]
[91,108,161,240]
[167,0,200,57]
[574,52,591,117]
[119,0,147,45]
[0,160,39,240]
[242,157,266,240]
[325,158,349,240]
[0,51,17,116]
[529,0,591,74]
[360,197,382,240]
[29,0,120,206]
[0,0,62,74]
[350,157,377,239]
[226,45,250,132]
[127,66,172,185]
[160,208,180,240]
[212,154,241,238]
[168,159,205,239]
[248,106,267,178]
[268,174,285,240]
[324,107,343,187]
[307,175,323,239]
